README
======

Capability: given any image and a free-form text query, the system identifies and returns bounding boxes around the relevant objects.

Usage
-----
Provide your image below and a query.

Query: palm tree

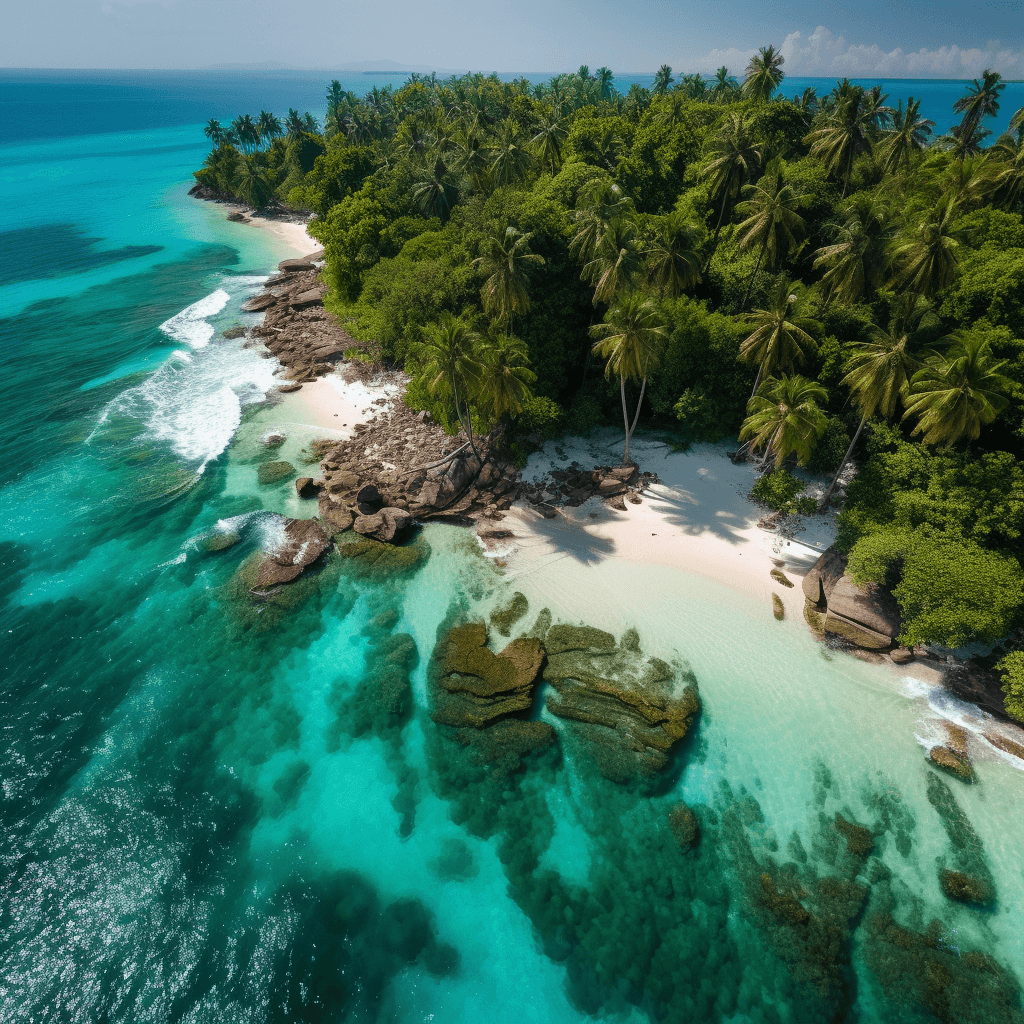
[489,120,532,187]
[703,113,761,247]
[477,332,537,421]
[653,65,674,96]
[953,69,1005,141]
[740,376,828,470]
[644,212,702,297]
[710,67,739,103]
[804,88,873,195]
[738,277,817,396]
[204,119,224,146]
[624,83,652,118]
[569,180,635,264]
[530,110,567,174]
[232,158,274,209]
[742,45,785,103]
[811,195,890,305]
[284,109,305,140]
[989,133,1024,208]
[326,80,346,117]
[734,173,805,307]
[819,302,925,507]
[302,112,320,134]
[904,332,1011,446]
[679,74,708,100]
[583,217,644,303]
[595,67,615,101]
[474,224,545,325]
[415,314,485,455]
[589,292,668,463]
[453,126,491,192]
[877,98,934,176]
[411,159,459,222]
[1009,104,1024,142]
[888,195,962,297]
[231,114,259,154]
[257,111,282,147]
[941,120,991,160]
[793,88,819,114]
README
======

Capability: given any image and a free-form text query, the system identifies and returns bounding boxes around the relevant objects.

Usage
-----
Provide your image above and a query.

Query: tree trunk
[620,372,632,464]
[750,361,766,399]
[453,383,480,460]
[819,414,866,511]
[626,375,648,455]
[742,243,766,310]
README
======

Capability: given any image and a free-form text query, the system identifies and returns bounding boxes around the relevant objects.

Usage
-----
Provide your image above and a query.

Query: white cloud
[695,26,1024,79]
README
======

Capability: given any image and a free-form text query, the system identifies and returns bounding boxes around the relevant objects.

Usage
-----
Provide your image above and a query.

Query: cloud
[695,26,1024,79]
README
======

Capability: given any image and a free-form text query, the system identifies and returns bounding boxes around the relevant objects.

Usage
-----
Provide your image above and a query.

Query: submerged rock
[202,530,241,554]
[250,517,331,590]
[928,745,976,783]
[772,593,785,620]
[431,622,544,728]
[543,625,700,784]
[489,591,528,636]
[257,461,295,485]
[668,802,700,850]
[336,535,429,579]
[939,868,995,907]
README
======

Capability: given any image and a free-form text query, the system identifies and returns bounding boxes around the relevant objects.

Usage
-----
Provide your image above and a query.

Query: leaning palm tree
[812,195,890,306]
[709,66,739,103]
[819,303,926,507]
[530,110,567,174]
[653,65,674,96]
[474,224,546,326]
[1009,104,1024,142]
[738,277,817,396]
[414,314,485,456]
[734,173,805,307]
[583,217,644,303]
[589,292,668,464]
[477,332,537,422]
[703,113,762,247]
[489,120,533,187]
[877,98,934,176]
[888,195,962,297]
[643,212,702,298]
[740,376,828,471]
[952,69,1005,141]
[742,45,785,103]
[903,331,1011,446]
[204,119,224,146]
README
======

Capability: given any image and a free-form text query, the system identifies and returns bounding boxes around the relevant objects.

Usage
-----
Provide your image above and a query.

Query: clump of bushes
[749,469,816,515]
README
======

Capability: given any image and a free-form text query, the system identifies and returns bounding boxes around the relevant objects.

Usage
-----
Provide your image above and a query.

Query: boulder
[222,324,246,339]
[928,745,976,783]
[250,517,331,590]
[302,248,326,262]
[608,464,639,484]
[772,593,785,620]
[827,577,901,641]
[606,494,627,511]
[290,287,325,310]
[241,293,277,312]
[430,622,545,728]
[295,477,321,499]
[277,383,302,393]
[202,530,241,554]
[278,258,316,273]
[353,507,413,543]
[227,211,248,222]
[318,498,355,535]
[890,647,914,664]
[770,568,794,588]
[801,545,848,606]
[598,476,629,497]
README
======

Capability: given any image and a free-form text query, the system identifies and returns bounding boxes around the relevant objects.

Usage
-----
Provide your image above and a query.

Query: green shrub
[807,416,851,474]
[996,650,1024,722]
[518,396,564,438]
[796,496,818,515]
[749,469,806,512]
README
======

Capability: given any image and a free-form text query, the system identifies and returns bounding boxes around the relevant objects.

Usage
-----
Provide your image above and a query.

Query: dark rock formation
[801,545,900,651]
[929,745,976,783]
[543,625,700,784]
[770,568,794,588]
[668,802,700,850]
[430,622,545,728]
[290,286,325,309]
[518,462,659,512]
[278,258,316,273]
[251,517,331,590]
[222,324,247,339]
[353,507,414,543]
[336,536,430,579]
[202,530,240,554]
[241,293,277,312]
[295,477,321,498]
[939,868,995,907]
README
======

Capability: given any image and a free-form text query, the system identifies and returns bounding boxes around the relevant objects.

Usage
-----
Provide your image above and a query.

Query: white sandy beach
[245,213,317,255]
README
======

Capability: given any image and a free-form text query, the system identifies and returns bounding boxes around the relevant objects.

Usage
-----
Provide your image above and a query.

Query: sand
[279,374,404,436]
[244,213,317,255]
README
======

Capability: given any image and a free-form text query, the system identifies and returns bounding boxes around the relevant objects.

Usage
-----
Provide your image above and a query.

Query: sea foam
[158,288,230,349]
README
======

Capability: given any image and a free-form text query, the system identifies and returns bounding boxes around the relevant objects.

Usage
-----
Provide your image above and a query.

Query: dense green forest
[195,55,1024,694]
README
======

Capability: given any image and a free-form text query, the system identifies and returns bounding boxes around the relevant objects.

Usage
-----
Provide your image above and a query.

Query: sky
[3,0,1024,78]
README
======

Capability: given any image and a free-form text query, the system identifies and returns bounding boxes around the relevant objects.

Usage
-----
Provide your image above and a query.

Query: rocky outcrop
[278,257,316,273]
[295,477,322,498]
[430,622,545,728]
[928,723,976,783]
[519,462,658,512]
[801,546,901,652]
[543,625,700,784]
[353,507,414,543]
[250,517,331,590]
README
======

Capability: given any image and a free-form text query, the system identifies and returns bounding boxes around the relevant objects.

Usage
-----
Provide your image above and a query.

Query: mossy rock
[772,593,785,621]
[489,591,528,636]
[202,530,241,554]
[257,461,296,485]
[835,812,875,858]
[524,607,552,643]
[804,599,826,638]
[668,802,700,850]
[336,536,430,579]
[939,868,995,907]
[928,745,977,784]
[545,623,616,654]
[770,568,794,588]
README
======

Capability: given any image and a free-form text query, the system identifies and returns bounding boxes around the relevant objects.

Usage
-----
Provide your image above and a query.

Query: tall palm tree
[819,301,926,507]
[710,67,739,103]
[257,111,282,147]
[941,120,991,160]
[742,45,785,103]
[734,173,805,307]
[231,114,260,154]
[703,113,761,247]
[740,376,828,470]
[477,332,536,422]
[301,112,320,134]
[473,224,546,325]
[453,126,491,192]
[989,133,1024,208]
[589,292,668,463]
[595,67,615,101]
[888,195,962,297]
[804,88,873,195]
[877,98,934,176]
[644,212,702,297]
[489,120,532,187]
[679,74,708,100]
[738,277,817,396]
[904,332,1011,446]
[953,69,1005,141]
[812,195,890,305]
[653,65,674,96]
[530,110,567,174]
[415,314,485,455]
[569,180,635,264]
[204,119,224,146]
[284,109,305,140]
[793,88,819,114]
[583,217,644,303]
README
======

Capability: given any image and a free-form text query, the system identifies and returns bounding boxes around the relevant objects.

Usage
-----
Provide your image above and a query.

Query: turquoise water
[2,74,1024,1024]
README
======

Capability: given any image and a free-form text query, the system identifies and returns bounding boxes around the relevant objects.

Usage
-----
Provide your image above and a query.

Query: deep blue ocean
[1,70,1023,1024]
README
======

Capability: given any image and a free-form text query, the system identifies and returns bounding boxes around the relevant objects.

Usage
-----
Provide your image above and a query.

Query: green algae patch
[336,535,430,579]
[545,623,616,654]
[202,530,241,554]
[257,460,295,485]
[489,591,528,636]
[804,599,826,637]
[835,812,876,859]
[928,745,977,783]
[668,802,700,850]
